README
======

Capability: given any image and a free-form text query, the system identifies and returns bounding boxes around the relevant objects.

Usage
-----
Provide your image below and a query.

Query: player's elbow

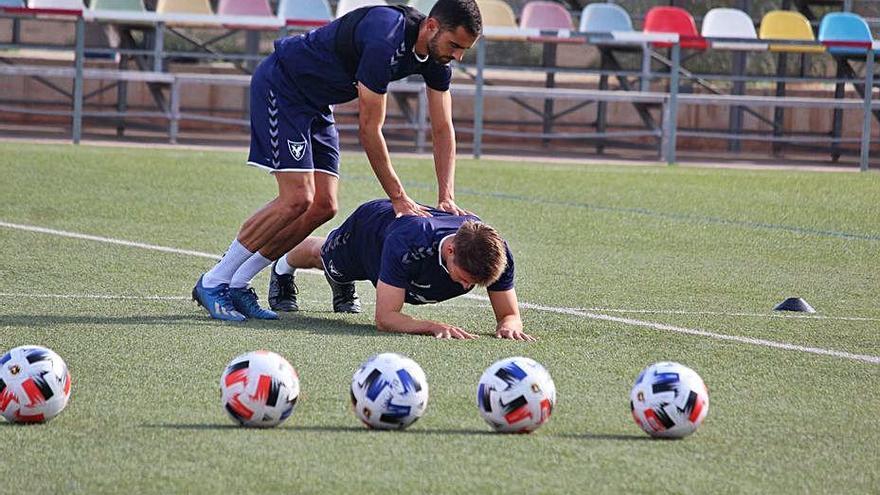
[374,311,394,333]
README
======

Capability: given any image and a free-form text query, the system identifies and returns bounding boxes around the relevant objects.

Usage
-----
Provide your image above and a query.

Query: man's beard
[428,33,452,64]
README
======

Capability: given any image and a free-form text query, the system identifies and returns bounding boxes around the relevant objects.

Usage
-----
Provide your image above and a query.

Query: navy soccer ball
[350,353,428,430]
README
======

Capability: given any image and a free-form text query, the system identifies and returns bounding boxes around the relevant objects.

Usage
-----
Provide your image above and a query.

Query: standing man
[192,0,483,321]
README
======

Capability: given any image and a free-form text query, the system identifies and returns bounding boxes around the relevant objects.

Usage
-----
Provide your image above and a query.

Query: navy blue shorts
[320,228,361,284]
[247,53,340,176]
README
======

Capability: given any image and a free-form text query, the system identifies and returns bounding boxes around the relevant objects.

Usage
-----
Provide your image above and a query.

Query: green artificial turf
[1,143,878,493]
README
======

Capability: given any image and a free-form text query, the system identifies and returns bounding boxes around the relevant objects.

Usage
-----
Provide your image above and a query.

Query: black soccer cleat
[268,262,299,312]
[324,271,361,313]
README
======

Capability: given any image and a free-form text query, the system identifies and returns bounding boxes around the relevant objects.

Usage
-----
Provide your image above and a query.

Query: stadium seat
[0,0,25,7]
[155,0,212,14]
[519,1,572,30]
[335,0,385,18]
[408,0,436,15]
[818,12,873,56]
[701,8,767,51]
[578,2,632,33]
[217,0,271,16]
[278,0,332,24]
[89,0,145,11]
[477,0,516,27]
[643,6,707,50]
[759,10,824,53]
[28,0,82,9]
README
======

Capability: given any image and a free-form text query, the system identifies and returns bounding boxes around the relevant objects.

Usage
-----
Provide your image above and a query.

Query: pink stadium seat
[643,6,707,50]
[519,1,572,30]
[217,0,272,16]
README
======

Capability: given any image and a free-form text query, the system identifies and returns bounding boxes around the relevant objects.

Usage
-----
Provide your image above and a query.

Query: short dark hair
[452,220,506,286]
[428,0,482,37]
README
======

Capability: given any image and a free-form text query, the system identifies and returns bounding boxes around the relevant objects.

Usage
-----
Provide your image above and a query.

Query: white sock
[229,252,274,289]
[274,254,294,276]
[202,239,253,288]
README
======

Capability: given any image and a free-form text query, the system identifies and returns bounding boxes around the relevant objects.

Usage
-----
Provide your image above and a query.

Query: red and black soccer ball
[0,345,72,424]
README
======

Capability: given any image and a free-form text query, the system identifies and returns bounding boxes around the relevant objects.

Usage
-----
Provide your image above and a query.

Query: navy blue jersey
[321,200,515,305]
[272,7,452,108]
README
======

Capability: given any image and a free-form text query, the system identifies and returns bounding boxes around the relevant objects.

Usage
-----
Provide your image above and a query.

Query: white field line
[3,220,879,365]
[464,295,880,365]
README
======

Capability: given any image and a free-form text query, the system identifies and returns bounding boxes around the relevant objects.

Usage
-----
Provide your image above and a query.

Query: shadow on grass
[139,423,495,436]
[0,312,383,337]
[557,432,653,442]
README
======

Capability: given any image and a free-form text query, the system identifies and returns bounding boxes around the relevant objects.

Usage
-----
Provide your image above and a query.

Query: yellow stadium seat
[759,10,825,53]
[477,0,516,27]
[155,0,212,14]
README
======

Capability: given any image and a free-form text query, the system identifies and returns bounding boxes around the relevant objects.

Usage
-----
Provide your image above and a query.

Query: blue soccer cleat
[229,287,279,320]
[192,275,247,321]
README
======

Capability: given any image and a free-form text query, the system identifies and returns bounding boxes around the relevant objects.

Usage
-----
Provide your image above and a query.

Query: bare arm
[374,281,477,339]
[488,288,534,341]
[426,87,468,215]
[358,82,428,217]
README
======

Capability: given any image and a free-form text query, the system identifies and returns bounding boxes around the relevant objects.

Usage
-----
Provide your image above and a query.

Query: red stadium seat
[643,6,707,50]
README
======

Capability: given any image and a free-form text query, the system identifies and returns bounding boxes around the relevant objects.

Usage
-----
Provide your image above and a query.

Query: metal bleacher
[1,0,879,170]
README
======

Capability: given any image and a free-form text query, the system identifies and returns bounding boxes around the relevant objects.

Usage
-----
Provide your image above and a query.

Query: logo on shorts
[288,140,306,161]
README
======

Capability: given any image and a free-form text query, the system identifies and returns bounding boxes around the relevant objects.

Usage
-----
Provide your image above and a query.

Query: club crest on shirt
[288,139,306,161]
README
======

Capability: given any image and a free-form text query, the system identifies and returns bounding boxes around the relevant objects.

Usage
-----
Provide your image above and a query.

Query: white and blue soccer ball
[350,353,428,430]
[220,350,300,428]
[0,345,71,424]
[477,357,556,433]
[630,361,709,439]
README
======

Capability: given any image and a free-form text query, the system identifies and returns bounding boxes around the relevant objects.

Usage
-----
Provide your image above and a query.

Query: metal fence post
[153,22,165,73]
[170,80,180,144]
[473,36,486,159]
[664,42,680,165]
[72,16,85,144]
[416,88,427,153]
[859,53,874,172]
[640,43,651,92]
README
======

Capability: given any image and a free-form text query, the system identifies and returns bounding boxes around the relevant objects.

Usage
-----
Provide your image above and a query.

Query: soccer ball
[220,350,300,428]
[630,362,709,439]
[350,353,428,430]
[477,356,556,433]
[0,345,71,423]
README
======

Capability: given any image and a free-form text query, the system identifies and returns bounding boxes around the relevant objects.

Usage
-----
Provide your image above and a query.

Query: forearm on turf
[374,310,445,336]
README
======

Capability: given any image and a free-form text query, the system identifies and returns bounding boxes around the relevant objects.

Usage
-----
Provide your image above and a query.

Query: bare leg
[237,172,316,252]
[287,236,325,270]
[261,172,338,259]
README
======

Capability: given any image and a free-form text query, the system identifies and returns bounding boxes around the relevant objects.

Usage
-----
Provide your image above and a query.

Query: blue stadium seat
[818,12,873,56]
[578,2,632,33]
[0,0,25,7]
[278,0,333,24]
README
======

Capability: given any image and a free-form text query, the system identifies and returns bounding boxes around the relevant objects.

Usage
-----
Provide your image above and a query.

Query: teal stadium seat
[90,0,145,11]
[278,0,332,24]
[818,12,874,56]
[408,0,436,15]
[520,1,573,30]
[335,0,385,17]
[578,2,632,33]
